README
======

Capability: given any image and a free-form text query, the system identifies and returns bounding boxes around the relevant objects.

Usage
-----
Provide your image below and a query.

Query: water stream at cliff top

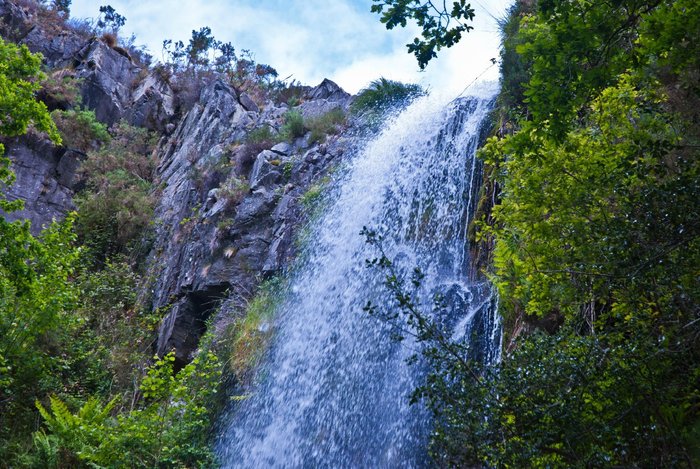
[216,85,501,467]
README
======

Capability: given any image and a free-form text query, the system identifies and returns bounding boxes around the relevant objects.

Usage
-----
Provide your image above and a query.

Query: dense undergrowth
[369,0,700,466]
[0,32,223,466]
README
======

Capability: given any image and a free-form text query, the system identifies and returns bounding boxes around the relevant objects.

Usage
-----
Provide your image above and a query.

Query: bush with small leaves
[51,108,110,152]
[280,109,305,141]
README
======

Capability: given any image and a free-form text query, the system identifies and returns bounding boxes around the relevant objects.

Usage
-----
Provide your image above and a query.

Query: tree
[367,0,700,465]
[96,5,126,33]
[371,0,475,68]
[0,38,81,458]
[186,26,216,70]
[0,40,59,150]
[53,0,71,18]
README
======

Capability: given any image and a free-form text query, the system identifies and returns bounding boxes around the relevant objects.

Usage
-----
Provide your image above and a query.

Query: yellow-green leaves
[0,38,60,144]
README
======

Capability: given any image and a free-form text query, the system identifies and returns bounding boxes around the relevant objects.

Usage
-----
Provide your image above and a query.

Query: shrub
[222,277,285,380]
[233,125,283,174]
[246,124,277,146]
[75,258,156,390]
[218,175,249,210]
[32,350,222,468]
[279,109,305,141]
[307,107,346,144]
[38,69,81,111]
[299,176,330,210]
[51,108,110,152]
[350,78,424,116]
[269,80,307,106]
[75,122,157,266]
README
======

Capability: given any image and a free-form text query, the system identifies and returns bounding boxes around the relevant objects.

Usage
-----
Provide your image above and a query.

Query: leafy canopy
[371,0,475,68]
[368,0,700,466]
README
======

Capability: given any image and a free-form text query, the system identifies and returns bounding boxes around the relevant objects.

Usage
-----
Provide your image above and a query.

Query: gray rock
[74,39,141,125]
[249,150,282,189]
[273,194,294,222]
[156,285,229,368]
[306,78,351,102]
[0,1,86,68]
[299,99,345,120]
[0,0,31,40]
[238,92,259,113]
[233,188,277,226]
[270,142,292,155]
[133,77,357,366]
[1,134,80,234]
[127,71,176,132]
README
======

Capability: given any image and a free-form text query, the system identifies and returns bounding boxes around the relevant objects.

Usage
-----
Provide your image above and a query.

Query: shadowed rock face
[73,39,141,126]
[1,134,81,232]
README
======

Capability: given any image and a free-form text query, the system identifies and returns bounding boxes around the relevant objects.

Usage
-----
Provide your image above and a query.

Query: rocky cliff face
[148,79,353,366]
[0,0,355,367]
[0,133,81,229]
[0,0,176,233]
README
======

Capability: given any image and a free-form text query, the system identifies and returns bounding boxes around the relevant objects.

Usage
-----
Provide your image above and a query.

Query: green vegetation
[31,349,221,468]
[299,176,331,211]
[0,39,59,144]
[481,3,700,462]
[279,109,305,141]
[96,5,126,34]
[0,36,76,462]
[222,277,285,380]
[218,174,250,210]
[51,108,110,152]
[351,78,423,130]
[247,107,346,146]
[38,69,81,110]
[75,121,157,267]
[246,124,277,146]
[351,77,423,115]
[307,108,346,144]
[371,0,476,69]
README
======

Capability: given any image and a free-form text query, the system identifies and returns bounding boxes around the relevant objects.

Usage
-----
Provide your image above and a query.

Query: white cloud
[70,0,513,95]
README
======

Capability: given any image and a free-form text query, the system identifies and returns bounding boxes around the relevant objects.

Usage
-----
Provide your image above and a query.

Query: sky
[70,0,513,95]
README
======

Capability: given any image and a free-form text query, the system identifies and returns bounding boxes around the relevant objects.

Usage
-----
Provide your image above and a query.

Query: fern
[35,395,118,465]
[36,396,78,439]
[31,431,60,468]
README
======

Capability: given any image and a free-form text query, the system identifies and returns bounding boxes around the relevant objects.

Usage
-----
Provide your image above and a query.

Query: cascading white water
[216,85,501,468]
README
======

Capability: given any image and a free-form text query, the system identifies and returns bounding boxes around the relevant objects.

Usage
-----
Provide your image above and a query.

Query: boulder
[299,99,345,120]
[238,92,259,113]
[249,150,282,190]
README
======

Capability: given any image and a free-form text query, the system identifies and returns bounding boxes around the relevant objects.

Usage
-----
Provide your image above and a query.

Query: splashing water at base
[216,84,501,468]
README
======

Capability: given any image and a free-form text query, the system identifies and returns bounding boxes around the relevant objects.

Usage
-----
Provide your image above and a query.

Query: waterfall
[215,85,501,468]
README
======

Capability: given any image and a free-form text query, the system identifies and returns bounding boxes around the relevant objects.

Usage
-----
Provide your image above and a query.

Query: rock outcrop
[0,133,81,230]
[148,79,353,367]
[0,0,176,233]
[72,38,141,126]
